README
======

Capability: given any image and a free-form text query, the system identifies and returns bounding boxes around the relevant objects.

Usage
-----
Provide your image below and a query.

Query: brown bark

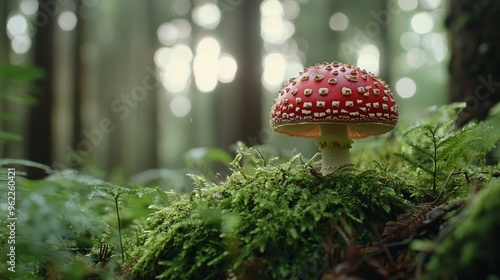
[447,0,500,126]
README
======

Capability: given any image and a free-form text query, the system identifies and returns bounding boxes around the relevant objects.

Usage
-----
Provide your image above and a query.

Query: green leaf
[184,147,232,167]
[0,131,22,142]
[0,158,52,173]
[288,227,299,239]
[0,64,45,82]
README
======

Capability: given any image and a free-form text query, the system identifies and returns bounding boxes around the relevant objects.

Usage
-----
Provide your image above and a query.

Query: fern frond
[395,152,433,174]
[403,123,433,139]
[405,140,434,159]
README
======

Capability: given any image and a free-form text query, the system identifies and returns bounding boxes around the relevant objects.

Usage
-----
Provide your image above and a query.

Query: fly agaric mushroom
[270,61,398,175]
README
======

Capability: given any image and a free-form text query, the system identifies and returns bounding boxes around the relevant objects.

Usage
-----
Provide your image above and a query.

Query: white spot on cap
[342,87,352,95]
[328,78,337,84]
[318,88,329,95]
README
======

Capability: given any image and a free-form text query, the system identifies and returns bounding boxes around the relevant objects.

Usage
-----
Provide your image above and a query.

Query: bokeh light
[329,12,349,31]
[284,58,304,81]
[261,19,294,44]
[262,52,286,90]
[422,32,448,63]
[58,11,77,31]
[421,0,442,9]
[170,96,192,117]
[19,0,38,16]
[356,44,380,75]
[261,0,283,17]
[260,0,294,44]
[193,37,221,92]
[395,77,417,98]
[171,0,191,16]
[11,35,31,54]
[411,12,434,34]
[400,32,420,51]
[7,14,31,54]
[157,23,178,46]
[155,44,193,93]
[7,15,28,37]
[397,0,418,11]
[406,48,425,68]
[282,0,300,20]
[192,2,221,29]
[157,19,191,46]
[217,54,238,83]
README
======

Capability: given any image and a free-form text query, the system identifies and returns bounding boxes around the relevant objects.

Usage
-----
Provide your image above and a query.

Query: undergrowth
[0,103,499,279]
[132,150,410,279]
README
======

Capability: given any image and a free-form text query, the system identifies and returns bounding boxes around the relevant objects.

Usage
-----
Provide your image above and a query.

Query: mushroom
[269,61,399,175]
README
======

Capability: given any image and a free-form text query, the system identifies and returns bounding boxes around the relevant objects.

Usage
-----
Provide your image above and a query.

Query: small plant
[396,103,497,194]
[0,165,171,279]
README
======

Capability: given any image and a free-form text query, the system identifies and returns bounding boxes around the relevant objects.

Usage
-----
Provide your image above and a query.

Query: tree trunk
[0,0,8,158]
[216,0,262,149]
[447,0,500,126]
[27,0,56,178]
[72,0,83,150]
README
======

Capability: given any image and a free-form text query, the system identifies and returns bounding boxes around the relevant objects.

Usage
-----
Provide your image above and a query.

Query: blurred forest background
[1,0,499,181]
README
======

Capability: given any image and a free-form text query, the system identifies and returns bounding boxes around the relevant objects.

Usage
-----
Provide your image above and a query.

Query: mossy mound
[131,154,410,279]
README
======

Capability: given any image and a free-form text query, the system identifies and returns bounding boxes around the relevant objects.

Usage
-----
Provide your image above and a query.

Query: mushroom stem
[315,124,352,175]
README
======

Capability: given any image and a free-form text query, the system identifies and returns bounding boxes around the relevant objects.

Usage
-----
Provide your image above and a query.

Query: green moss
[131,154,410,279]
[424,179,500,279]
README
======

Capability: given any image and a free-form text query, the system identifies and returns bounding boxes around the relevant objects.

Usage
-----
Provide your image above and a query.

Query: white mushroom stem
[314,124,353,175]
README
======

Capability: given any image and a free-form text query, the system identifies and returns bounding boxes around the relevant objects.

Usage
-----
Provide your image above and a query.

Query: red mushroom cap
[270,61,399,139]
